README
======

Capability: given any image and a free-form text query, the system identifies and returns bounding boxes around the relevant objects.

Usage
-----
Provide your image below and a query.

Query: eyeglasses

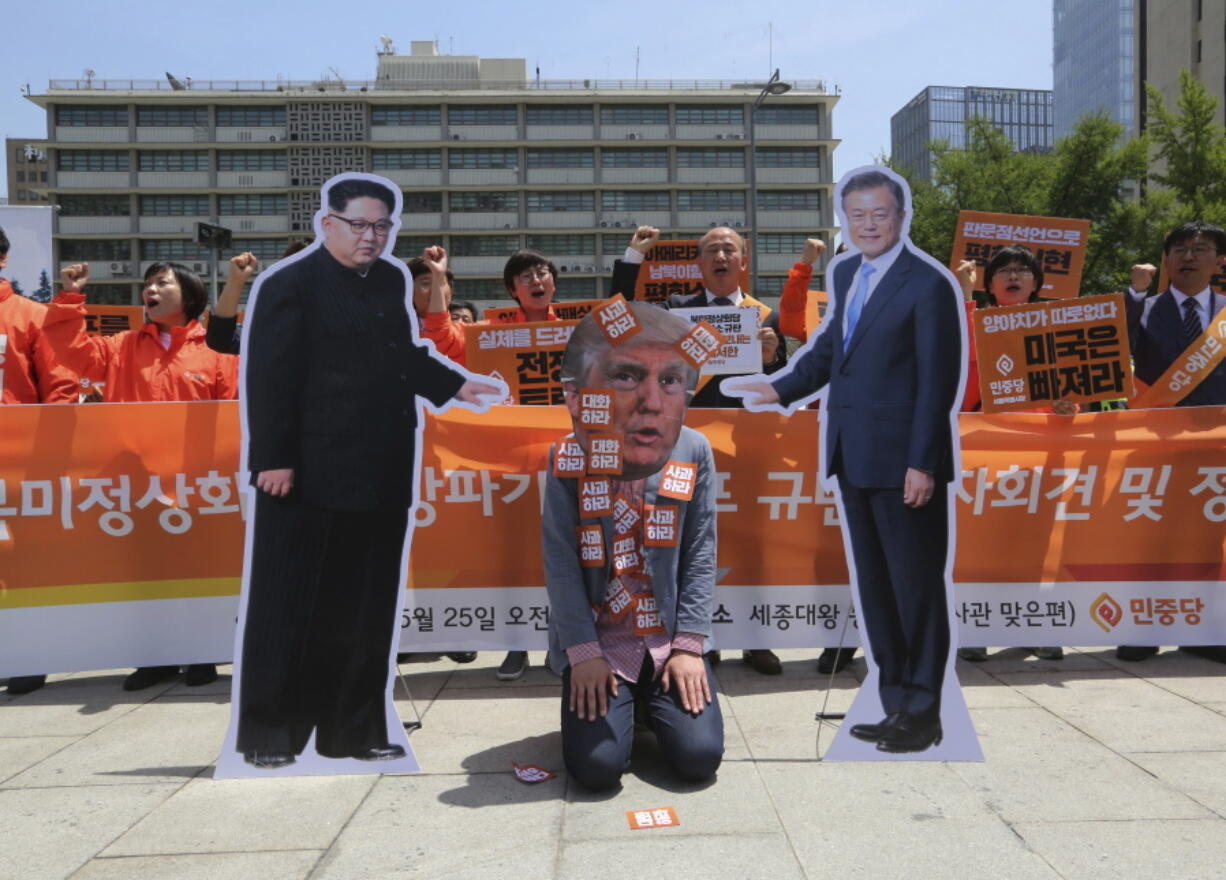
[328,214,394,236]
[1169,244,1217,259]
[995,266,1034,278]
[515,268,553,284]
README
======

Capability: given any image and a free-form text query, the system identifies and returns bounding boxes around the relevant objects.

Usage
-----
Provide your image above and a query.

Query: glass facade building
[1053,0,1137,139]
[890,86,1054,181]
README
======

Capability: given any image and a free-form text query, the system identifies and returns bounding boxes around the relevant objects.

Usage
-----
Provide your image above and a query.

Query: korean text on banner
[952,211,1090,300]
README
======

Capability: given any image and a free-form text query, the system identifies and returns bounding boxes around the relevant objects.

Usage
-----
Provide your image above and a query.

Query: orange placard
[952,211,1090,300]
[635,239,750,305]
[466,320,576,407]
[1155,266,1226,299]
[482,299,604,323]
[972,294,1133,412]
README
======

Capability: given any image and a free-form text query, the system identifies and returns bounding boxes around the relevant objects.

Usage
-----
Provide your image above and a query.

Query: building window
[222,239,292,259]
[526,191,594,211]
[141,239,213,260]
[525,105,594,125]
[59,194,130,216]
[447,105,518,125]
[604,233,663,255]
[140,195,210,216]
[459,278,512,299]
[217,150,287,171]
[216,106,286,127]
[754,106,819,125]
[675,105,744,125]
[136,106,208,127]
[138,150,209,171]
[677,148,745,168]
[601,149,668,168]
[527,149,594,168]
[58,150,130,172]
[758,233,810,254]
[526,234,595,255]
[555,277,597,300]
[451,235,520,257]
[449,191,519,212]
[602,191,671,211]
[756,147,820,168]
[755,276,787,296]
[677,190,745,210]
[371,149,440,170]
[371,106,441,126]
[393,235,443,258]
[55,105,129,127]
[759,191,819,210]
[600,105,669,125]
[218,194,286,215]
[60,239,131,261]
[15,171,24,182]
[448,148,518,169]
[403,192,443,213]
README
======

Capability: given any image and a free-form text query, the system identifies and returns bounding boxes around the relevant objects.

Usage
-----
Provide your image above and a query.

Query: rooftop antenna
[165,71,186,90]
[768,22,773,77]
[378,34,395,55]
[635,46,640,85]
[83,68,95,87]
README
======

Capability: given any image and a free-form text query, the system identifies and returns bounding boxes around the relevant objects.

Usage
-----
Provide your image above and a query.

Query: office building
[6,139,50,205]
[891,86,1053,181]
[24,41,838,305]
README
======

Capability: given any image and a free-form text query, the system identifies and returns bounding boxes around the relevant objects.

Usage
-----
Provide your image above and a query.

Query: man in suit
[1117,221,1226,664]
[544,302,723,790]
[723,168,964,753]
[611,226,787,675]
[234,176,500,770]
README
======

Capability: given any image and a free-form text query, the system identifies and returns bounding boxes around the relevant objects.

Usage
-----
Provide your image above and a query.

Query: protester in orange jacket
[0,226,78,405]
[43,260,237,692]
[45,262,238,402]
[776,237,829,345]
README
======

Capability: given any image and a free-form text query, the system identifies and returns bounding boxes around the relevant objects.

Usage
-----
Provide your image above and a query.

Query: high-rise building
[890,86,1053,181]
[6,139,50,205]
[22,41,837,305]
[1143,0,1226,128]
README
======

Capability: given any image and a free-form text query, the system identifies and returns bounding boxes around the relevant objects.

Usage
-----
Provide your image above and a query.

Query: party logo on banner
[952,211,1090,300]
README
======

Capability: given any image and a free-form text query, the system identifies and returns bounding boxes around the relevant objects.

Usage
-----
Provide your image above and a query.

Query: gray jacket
[543,425,717,674]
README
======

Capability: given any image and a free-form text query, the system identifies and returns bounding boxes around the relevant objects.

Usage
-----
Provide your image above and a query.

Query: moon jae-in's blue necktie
[843,262,876,353]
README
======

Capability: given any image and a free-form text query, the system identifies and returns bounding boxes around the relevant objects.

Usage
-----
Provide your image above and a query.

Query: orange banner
[464,320,577,407]
[2,403,1223,600]
[634,239,751,304]
[972,294,1134,412]
[952,211,1090,300]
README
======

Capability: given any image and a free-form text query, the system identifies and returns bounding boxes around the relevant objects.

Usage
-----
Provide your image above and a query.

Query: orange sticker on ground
[512,762,557,784]
[627,807,680,829]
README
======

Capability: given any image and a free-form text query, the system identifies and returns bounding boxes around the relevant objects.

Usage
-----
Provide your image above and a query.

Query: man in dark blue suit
[1117,221,1226,664]
[723,168,964,753]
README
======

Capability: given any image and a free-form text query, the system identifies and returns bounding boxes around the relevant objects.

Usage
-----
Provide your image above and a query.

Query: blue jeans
[561,653,724,790]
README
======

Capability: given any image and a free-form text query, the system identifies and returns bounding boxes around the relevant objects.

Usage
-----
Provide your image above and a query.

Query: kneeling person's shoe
[742,649,782,675]
[497,651,529,681]
[123,666,179,692]
[1116,645,1159,662]
[184,663,218,686]
[817,647,856,674]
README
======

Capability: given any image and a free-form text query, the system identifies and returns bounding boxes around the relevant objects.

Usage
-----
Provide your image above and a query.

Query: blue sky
[1,0,1052,194]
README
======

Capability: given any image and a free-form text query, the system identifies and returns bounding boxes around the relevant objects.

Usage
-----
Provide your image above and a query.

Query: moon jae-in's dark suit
[771,245,963,718]
[237,245,465,759]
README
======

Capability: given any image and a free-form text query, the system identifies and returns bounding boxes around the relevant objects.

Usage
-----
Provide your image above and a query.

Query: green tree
[1145,69,1226,226]
[32,269,53,303]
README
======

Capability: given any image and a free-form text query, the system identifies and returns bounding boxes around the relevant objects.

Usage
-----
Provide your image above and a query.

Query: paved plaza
[3,648,1226,879]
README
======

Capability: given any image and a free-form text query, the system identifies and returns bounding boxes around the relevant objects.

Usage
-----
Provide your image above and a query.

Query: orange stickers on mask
[586,433,624,475]
[578,387,614,429]
[577,524,605,568]
[593,294,643,346]
[612,534,644,575]
[612,493,642,535]
[657,460,697,501]
[644,504,679,547]
[675,321,727,371]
